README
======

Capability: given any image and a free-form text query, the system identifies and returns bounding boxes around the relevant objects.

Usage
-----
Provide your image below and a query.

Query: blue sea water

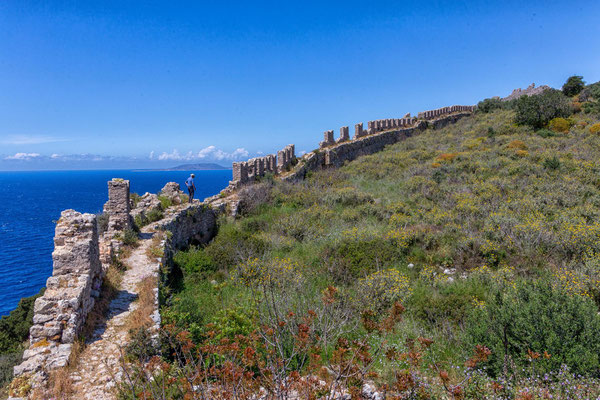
[0,169,231,317]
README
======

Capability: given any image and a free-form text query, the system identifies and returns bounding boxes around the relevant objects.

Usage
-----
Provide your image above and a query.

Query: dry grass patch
[145,233,165,260]
[125,276,156,335]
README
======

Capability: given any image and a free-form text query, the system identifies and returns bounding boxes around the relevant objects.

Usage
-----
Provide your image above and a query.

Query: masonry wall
[13,210,103,385]
[227,104,475,191]
[282,111,472,183]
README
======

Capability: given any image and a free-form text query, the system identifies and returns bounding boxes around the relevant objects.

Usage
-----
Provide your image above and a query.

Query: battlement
[227,104,475,189]
[232,144,295,184]
[417,105,475,120]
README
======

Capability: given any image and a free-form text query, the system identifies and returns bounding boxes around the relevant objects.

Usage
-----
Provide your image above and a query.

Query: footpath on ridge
[69,229,159,400]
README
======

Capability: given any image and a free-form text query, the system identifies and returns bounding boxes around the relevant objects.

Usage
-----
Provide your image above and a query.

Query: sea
[0,169,232,317]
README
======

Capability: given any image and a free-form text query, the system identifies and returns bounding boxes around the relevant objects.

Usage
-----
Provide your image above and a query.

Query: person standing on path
[185,173,196,203]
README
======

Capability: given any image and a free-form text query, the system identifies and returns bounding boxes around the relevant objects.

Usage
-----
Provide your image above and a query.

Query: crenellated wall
[281,111,472,183]
[224,104,475,191]
[232,144,295,185]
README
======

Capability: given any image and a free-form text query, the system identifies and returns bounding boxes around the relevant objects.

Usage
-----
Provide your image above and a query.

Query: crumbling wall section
[104,179,132,234]
[13,210,102,385]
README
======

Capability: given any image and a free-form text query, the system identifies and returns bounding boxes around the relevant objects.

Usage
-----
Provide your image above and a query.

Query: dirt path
[69,232,159,400]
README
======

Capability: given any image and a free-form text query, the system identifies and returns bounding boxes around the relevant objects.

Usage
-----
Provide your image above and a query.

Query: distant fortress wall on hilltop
[223,104,475,190]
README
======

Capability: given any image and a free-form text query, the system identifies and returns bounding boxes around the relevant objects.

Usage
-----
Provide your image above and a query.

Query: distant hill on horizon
[152,162,231,171]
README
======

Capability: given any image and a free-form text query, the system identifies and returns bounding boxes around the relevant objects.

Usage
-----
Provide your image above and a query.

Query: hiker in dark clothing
[185,173,196,203]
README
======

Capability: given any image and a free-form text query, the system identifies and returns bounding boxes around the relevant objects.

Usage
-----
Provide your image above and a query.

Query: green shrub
[590,123,600,135]
[126,327,158,362]
[173,247,215,277]
[145,208,164,224]
[0,353,21,390]
[130,192,141,208]
[582,101,600,116]
[562,75,585,97]
[585,81,600,100]
[96,212,109,235]
[408,278,487,325]
[204,225,269,269]
[120,228,139,246]
[322,236,403,282]
[208,307,256,341]
[467,280,600,377]
[0,289,43,354]
[157,195,173,210]
[477,97,503,113]
[0,290,43,389]
[133,214,144,228]
[322,187,373,207]
[536,128,556,138]
[514,89,573,129]
[543,156,561,170]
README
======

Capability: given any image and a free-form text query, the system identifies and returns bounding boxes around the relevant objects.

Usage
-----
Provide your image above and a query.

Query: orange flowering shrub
[435,152,458,162]
[507,139,527,150]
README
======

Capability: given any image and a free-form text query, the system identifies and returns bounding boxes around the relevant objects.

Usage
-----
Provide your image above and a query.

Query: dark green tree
[477,97,503,113]
[562,75,585,97]
[514,89,572,129]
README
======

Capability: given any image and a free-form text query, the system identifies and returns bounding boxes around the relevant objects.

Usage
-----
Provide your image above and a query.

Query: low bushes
[173,246,215,278]
[467,280,600,377]
[0,289,43,390]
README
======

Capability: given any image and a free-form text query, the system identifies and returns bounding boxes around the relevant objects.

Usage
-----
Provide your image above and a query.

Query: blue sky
[1,0,599,170]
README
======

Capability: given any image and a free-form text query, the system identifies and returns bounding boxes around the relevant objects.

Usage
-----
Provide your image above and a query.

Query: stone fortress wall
[232,144,295,184]
[226,104,475,188]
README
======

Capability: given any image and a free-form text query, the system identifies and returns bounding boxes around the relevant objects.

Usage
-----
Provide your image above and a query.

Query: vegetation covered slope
[119,82,600,399]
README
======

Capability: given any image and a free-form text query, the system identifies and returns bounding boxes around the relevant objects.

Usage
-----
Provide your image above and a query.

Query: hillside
[4,79,600,399]
[137,83,600,398]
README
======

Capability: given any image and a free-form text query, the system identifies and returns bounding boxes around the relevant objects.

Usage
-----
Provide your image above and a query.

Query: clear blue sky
[1,0,599,170]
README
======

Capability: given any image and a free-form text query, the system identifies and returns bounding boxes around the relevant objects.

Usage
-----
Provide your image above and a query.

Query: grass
[158,105,600,390]
[125,276,157,334]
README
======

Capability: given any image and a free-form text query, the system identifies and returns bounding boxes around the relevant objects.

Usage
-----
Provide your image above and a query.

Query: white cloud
[230,148,249,160]
[51,153,61,159]
[197,146,217,159]
[157,149,196,161]
[1,135,68,145]
[149,151,155,160]
[4,152,41,160]
[299,150,307,156]
[197,146,248,160]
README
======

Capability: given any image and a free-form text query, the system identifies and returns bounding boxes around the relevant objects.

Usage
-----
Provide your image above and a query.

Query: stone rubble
[159,181,184,205]
[130,192,161,225]
[502,83,551,101]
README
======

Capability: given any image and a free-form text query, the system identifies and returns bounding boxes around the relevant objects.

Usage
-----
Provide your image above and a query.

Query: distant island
[146,163,231,171]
